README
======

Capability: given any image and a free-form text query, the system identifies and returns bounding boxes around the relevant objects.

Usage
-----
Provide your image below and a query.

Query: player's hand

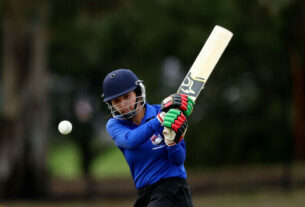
[161,94,194,117]
[163,109,188,146]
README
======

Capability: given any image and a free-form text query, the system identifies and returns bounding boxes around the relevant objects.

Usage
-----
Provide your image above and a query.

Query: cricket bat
[163,25,233,138]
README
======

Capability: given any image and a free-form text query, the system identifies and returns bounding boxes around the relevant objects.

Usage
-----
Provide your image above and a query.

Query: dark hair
[134,86,142,97]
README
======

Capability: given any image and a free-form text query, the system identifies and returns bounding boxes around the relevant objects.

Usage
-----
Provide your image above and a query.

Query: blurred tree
[283,0,305,160]
[0,0,50,198]
[257,0,305,160]
[48,0,300,166]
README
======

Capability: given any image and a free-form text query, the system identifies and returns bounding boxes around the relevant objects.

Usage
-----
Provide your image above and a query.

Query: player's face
[111,91,138,114]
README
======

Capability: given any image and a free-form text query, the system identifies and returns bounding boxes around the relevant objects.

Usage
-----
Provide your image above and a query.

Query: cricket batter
[102,69,194,206]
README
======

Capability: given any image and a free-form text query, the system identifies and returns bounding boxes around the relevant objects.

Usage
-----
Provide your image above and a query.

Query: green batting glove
[163,109,188,144]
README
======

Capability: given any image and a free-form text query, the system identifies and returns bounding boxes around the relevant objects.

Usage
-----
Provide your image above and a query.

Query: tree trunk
[0,0,50,198]
[286,0,305,160]
[290,50,305,159]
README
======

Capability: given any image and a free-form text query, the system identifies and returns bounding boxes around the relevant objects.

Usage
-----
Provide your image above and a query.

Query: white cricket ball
[58,120,72,135]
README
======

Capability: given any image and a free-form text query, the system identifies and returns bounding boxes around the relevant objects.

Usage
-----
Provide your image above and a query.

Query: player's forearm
[123,117,162,148]
[108,117,162,149]
[167,143,186,166]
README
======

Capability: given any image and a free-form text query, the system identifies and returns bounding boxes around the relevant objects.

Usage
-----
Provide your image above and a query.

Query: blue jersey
[106,103,187,189]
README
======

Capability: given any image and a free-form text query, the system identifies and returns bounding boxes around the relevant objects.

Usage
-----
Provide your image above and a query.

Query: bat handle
[163,127,176,141]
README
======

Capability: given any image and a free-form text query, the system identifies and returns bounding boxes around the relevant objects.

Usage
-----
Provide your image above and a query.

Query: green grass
[47,140,82,180]
[47,140,130,179]
[90,147,130,179]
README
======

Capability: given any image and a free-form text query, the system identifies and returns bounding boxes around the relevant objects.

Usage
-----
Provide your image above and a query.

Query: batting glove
[161,93,194,117]
[163,109,188,145]
[157,112,166,125]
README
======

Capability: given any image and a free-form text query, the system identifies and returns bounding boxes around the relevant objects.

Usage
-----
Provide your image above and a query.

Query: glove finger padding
[161,94,194,117]
[163,109,188,144]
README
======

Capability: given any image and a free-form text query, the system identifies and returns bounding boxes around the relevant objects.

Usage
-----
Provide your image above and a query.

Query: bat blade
[178,25,233,101]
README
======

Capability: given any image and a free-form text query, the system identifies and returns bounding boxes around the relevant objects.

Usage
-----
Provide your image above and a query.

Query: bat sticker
[178,72,205,98]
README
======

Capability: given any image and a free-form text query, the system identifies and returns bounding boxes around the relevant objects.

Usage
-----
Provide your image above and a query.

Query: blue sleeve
[167,140,186,166]
[106,117,162,149]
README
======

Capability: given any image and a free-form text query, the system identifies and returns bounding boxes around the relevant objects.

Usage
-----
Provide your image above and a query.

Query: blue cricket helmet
[102,69,140,102]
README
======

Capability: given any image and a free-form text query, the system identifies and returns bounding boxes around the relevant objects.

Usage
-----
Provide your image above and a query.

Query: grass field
[2,189,305,207]
[47,140,130,180]
[47,141,305,181]
[43,140,305,207]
